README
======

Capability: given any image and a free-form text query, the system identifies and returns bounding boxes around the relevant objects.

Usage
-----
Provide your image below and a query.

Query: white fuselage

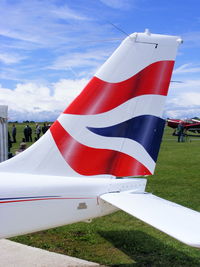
[0,173,146,239]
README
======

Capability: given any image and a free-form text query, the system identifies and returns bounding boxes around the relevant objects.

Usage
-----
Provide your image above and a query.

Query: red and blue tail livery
[0,31,181,177]
[50,33,178,177]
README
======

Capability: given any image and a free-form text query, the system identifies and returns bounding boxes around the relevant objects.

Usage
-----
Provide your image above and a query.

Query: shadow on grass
[99,230,200,267]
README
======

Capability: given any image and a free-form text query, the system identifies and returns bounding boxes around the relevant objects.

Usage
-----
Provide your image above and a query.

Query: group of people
[11,123,51,144]
[23,123,51,143]
[8,123,51,157]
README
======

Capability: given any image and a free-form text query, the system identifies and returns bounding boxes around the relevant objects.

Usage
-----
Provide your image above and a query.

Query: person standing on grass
[12,124,17,143]
[35,124,41,140]
[8,132,13,158]
[27,125,32,142]
[42,123,48,135]
[24,125,29,142]
[177,122,184,142]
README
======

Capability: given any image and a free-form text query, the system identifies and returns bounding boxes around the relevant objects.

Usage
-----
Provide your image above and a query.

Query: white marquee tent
[0,105,8,162]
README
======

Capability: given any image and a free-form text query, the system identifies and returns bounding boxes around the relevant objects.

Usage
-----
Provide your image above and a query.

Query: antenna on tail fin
[107,21,130,38]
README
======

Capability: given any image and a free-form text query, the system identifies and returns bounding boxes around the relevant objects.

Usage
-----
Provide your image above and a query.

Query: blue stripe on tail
[88,115,165,162]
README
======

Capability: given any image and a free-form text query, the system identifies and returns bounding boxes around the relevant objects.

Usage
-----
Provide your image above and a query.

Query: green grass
[9,125,200,266]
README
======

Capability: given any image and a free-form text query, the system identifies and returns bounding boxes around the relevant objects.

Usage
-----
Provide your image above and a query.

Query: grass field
[8,123,200,266]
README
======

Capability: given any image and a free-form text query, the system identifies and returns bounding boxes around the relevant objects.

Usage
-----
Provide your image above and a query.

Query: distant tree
[8,121,18,124]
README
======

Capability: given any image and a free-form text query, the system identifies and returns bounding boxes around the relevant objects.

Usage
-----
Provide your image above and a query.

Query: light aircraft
[1,30,200,248]
[167,118,200,133]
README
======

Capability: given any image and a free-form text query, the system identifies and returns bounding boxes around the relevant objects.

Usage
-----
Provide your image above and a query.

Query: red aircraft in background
[167,118,200,133]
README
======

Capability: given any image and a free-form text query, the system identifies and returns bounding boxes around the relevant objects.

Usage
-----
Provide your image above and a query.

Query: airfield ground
[7,123,200,266]
[0,239,99,267]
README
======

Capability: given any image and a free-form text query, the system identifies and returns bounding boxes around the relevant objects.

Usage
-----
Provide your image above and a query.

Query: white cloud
[164,79,200,118]
[169,78,200,93]
[50,48,110,73]
[0,53,25,65]
[0,0,91,48]
[174,63,200,74]
[0,0,120,88]
[50,5,89,21]
[164,108,200,119]
[0,67,26,82]
[0,78,88,122]
[53,79,88,102]
[169,92,200,107]
[99,0,131,9]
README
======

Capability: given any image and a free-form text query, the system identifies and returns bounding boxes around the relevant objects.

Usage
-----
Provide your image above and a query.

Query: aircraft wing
[100,191,200,248]
[185,122,200,129]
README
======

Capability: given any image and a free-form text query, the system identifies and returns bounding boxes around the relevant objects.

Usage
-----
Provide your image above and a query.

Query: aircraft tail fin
[0,31,182,177]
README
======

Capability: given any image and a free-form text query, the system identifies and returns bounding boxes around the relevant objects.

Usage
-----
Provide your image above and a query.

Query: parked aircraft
[167,118,200,133]
[1,30,200,248]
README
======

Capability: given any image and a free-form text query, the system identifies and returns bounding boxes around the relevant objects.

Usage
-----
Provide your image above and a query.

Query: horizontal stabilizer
[100,191,200,248]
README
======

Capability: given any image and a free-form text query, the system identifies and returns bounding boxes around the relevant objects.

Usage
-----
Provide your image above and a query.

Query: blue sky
[1,0,200,121]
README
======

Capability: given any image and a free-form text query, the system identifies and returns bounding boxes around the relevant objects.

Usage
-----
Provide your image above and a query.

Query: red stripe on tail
[65,61,174,115]
[50,121,151,176]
